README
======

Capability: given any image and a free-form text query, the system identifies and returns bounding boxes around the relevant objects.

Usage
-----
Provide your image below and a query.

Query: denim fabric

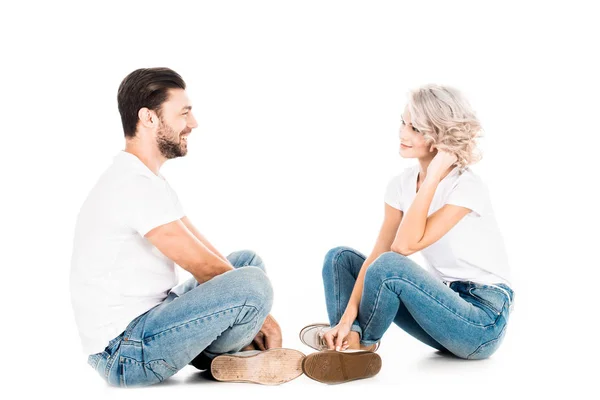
[87,250,273,387]
[322,246,514,359]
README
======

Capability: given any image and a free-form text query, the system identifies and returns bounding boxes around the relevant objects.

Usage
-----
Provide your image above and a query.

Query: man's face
[155,89,198,159]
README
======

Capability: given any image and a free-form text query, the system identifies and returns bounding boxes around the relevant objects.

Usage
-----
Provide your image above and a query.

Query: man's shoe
[210,348,305,385]
[299,323,380,352]
[302,350,382,384]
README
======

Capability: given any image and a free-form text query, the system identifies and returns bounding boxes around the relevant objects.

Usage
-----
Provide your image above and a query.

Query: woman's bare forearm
[340,253,382,324]
[339,203,403,325]
[392,177,438,252]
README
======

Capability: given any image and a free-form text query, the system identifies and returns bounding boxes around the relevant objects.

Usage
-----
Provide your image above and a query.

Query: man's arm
[151,217,282,348]
[145,219,234,283]
[180,216,232,266]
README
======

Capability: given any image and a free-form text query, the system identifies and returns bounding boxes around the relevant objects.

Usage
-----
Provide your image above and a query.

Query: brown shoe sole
[302,350,382,384]
[210,348,305,385]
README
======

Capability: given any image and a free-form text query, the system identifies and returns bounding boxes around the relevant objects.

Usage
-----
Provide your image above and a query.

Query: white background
[1,0,598,398]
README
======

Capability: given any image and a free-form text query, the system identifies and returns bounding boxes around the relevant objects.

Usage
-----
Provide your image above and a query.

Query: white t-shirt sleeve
[124,176,186,237]
[384,175,403,211]
[445,174,487,217]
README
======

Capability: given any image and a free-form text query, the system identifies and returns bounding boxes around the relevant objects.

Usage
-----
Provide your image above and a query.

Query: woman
[300,84,515,384]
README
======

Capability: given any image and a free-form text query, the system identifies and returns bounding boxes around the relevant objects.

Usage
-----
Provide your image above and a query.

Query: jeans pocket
[468,286,505,315]
[467,324,508,360]
[120,356,177,388]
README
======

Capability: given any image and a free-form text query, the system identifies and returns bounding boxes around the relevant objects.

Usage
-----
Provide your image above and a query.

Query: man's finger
[253,333,266,350]
[265,334,282,350]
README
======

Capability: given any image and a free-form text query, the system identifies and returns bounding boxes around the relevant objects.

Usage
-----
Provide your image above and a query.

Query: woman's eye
[412,126,420,133]
[401,120,405,126]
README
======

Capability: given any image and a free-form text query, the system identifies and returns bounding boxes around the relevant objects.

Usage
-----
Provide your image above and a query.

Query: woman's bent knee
[322,246,362,276]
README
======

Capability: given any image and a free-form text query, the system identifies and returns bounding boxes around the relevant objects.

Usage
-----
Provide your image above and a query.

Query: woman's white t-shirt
[384,164,511,286]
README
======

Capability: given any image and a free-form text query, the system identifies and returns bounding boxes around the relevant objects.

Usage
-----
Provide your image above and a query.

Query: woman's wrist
[340,310,357,326]
[423,173,443,185]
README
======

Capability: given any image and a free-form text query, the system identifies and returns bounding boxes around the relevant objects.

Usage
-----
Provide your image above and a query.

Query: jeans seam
[124,313,145,340]
[467,323,507,359]
[105,347,120,379]
[363,276,497,334]
[332,248,366,324]
[142,304,260,343]
[334,255,341,323]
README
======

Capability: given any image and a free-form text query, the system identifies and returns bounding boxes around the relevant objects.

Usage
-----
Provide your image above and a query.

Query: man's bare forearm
[181,216,232,265]
[190,251,234,283]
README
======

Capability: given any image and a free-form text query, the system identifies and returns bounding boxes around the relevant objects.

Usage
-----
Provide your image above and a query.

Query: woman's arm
[392,151,471,255]
[333,203,403,338]
[391,183,471,256]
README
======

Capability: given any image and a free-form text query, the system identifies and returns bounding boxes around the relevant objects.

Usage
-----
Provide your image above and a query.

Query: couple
[70,67,514,388]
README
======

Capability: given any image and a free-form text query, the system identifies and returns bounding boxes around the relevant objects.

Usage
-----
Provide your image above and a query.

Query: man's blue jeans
[322,246,514,360]
[87,250,272,387]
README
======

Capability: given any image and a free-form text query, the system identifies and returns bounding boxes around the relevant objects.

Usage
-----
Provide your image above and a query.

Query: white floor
[5,3,599,397]
[25,300,591,400]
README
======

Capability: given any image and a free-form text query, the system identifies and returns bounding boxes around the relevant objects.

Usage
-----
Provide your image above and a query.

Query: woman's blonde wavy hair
[407,84,483,170]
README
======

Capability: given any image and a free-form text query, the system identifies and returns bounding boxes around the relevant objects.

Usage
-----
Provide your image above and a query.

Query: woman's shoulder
[456,167,485,183]
[451,167,489,192]
[387,165,418,186]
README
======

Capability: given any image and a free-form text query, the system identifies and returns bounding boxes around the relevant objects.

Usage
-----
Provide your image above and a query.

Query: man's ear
[138,107,158,129]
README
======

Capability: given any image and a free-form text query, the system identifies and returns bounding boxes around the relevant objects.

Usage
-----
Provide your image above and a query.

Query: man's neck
[124,141,166,176]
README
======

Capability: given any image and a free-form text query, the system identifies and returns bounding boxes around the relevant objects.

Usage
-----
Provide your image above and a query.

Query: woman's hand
[427,148,458,181]
[323,320,352,351]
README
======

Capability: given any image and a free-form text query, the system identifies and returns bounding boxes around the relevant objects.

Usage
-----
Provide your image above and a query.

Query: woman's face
[399,108,434,159]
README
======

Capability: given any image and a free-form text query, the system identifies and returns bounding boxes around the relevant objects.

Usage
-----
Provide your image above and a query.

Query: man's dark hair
[117,68,186,138]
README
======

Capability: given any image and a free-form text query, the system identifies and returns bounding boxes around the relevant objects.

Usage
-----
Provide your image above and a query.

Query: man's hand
[252,314,282,350]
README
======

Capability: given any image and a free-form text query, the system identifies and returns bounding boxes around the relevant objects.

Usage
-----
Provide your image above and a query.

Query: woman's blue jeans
[322,246,514,360]
[87,250,273,387]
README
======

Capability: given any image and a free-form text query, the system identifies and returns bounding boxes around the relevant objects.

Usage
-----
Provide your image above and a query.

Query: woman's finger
[334,333,345,351]
[324,331,336,350]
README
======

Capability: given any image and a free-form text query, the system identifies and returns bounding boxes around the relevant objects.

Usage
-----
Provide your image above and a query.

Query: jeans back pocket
[468,284,508,316]
[120,356,178,387]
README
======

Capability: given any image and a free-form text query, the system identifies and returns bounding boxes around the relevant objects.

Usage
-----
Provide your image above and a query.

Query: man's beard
[156,119,188,159]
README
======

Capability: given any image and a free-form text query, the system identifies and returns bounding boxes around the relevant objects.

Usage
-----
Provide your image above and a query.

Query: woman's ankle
[346,331,362,349]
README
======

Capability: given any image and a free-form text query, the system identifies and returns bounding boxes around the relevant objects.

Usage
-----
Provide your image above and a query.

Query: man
[70,67,304,387]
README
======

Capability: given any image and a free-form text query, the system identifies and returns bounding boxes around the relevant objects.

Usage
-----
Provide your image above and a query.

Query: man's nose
[188,111,199,129]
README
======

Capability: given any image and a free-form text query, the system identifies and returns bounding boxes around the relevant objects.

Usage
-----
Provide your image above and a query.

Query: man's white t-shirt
[70,151,185,355]
[384,164,511,286]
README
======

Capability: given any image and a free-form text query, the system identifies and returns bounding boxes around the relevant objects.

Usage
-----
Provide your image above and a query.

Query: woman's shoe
[299,323,331,351]
[299,323,381,352]
[210,348,305,385]
[302,350,382,384]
